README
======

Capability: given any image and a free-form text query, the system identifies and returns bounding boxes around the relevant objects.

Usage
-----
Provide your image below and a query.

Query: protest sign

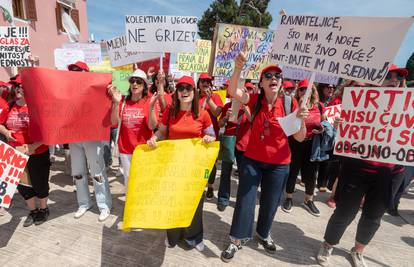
[0,141,29,208]
[213,76,228,87]
[177,39,211,73]
[20,68,112,145]
[93,70,131,96]
[63,42,102,66]
[54,48,85,70]
[216,90,228,105]
[211,23,274,79]
[123,138,219,230]
[125,15,198,53]
[272,15,413,85]
[135,53,170,74]
[106,35,159,68]
[334,87,414,166]
[324,104,341,125]
[89,56,133,72]
[282,66,339,85]
[169,63,190,79]
[0,26,30,67]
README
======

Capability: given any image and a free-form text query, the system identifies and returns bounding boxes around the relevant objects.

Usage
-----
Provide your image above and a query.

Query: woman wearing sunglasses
[317,65,408,267]
[221,53,309,262]
[197,73,223,200]
[282,79,326,217]
[0,76,51,227]
[108,69,158,188]
[147,76,215,252]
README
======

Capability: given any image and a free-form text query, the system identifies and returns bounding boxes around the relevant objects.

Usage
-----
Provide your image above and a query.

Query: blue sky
[87,0,414,66]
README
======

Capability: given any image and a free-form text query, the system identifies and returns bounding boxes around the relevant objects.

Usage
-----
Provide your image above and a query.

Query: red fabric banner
[20,67,112,145]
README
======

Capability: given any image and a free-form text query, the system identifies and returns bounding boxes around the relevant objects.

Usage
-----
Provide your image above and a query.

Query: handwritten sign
[272,15,414,85]
[21,67,112,145]
[0,26,30,67]
[177,39,211,73]
[123,139,219,230]
[106,35,159,68]
[324,104,341,125]
[334,87,414,166]
[282,66,339,85]
[54,48,85,70]
[63,42,102,66]
[125,15,198,53]
[0,141,29,208]
[212,23,274,79]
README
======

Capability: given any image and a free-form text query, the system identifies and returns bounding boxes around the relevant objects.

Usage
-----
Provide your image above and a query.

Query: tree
[406,52,414,81]
[198,0,273,40]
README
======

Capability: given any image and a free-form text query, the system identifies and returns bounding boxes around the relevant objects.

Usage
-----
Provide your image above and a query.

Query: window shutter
[55,5,63,32]
[71,8,80,31]
[25,0,37,21]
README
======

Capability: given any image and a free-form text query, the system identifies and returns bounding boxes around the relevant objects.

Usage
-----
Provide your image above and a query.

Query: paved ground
[0,153,413,267]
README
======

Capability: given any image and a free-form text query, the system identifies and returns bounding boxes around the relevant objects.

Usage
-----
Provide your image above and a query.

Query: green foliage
[405,52,414,81]
[198,0,273,40]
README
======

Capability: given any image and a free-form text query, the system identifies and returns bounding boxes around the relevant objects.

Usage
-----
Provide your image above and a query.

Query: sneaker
[299,181,305,187]
[319,187,328,193]
[326,197,336,209]
[74,207,90,219]
[217,203,227,212]
[258,235,277,254]
[316,242,333,266]
[34,207,49,225]
[282,198,293,213]
[303,200,321,217]
[221,243,242,263]
[195,241,205,252]
[165,238,175,248]
[350,247,368,267]
[206,187,214,200]
[23,209,38,227]
[98,209,110,222]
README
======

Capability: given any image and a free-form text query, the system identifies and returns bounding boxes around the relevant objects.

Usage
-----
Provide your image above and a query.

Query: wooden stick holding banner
[159,53,163,71]
[300,72,316,108]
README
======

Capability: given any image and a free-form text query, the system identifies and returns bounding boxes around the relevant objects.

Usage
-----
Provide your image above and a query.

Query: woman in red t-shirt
[221,53,309,262]
[282,79,326,217]
[197,73,223,199]
[109,69,158,187]
[147,76,215,252]
[0,80,50,227]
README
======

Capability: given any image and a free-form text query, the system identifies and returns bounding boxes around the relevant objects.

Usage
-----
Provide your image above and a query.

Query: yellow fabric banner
[123,138,219,230]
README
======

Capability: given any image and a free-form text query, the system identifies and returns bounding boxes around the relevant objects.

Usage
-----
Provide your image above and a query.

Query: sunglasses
[298,87,307,92]
[177,85,193,92]
[129,77,144,84]
[200,78,211,84]
[69,66,83,72]
[385,72,404,81]
[263,72,282,80]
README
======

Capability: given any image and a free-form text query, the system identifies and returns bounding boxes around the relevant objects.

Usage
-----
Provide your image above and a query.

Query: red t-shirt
[4,103,48,154]
[161,107,212,140]
[118,97,153,154]
[199,93,223,138]
[244,94,298,164]
[1,90,9,101]
[219,102,251,152]
[0,98,9,124]
[149,91,173,119]
[328,96,342,106]
[304,103,325,139]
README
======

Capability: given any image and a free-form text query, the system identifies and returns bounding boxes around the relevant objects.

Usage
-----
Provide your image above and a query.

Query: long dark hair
[170,84,200,119]
[317,83,332,104]
[126,78,148,101]
[150,72,170,94]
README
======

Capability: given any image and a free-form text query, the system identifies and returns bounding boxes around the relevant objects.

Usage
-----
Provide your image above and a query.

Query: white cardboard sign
[54,48,85,70]
[125,15,198,53]
[324,104,341,125]
[282,66,339,85]
[272,15,414,85]
[63,42,102,66]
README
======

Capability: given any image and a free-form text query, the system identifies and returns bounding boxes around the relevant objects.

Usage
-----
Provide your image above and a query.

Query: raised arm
[228,52,250,105]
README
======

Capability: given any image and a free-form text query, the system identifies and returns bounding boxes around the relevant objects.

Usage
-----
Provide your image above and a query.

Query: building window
[12,0,25,20]
[56,1,80,33]
[12,0,37,21]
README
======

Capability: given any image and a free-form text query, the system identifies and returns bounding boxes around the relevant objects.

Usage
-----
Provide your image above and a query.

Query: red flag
[135,53,170,73]
[20,68,112,145]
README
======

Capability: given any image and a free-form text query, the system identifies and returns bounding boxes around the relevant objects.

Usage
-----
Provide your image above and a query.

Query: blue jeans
[218,149,245,206]
[230,156,289,241]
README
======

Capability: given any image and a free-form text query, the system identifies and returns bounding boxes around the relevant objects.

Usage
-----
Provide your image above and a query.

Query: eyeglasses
[263,72,282,80]
[200,78,211,84]
[298,87,307,92]
[385,72,404,81]
[129,77,144,85]
[177,85,193,92]
[260,119,270,140]
[69,66,83,72]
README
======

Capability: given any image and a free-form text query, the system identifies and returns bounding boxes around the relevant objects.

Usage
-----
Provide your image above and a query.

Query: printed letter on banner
[272,15,413,85]
[0,141,29,208]
[212,23,274,80]
[124,139,219,230]
[334,87,414,166]
[0,26,31,67]
[125,15,198,53]
[177,39,211,73]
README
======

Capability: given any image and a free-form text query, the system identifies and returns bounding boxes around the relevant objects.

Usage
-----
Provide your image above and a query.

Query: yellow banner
[216,90,228,105]
[89,56,133,72]
[177,39,211,73]
[123,138,219,230]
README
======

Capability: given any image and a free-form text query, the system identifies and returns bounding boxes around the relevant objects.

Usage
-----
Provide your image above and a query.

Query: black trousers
[317,150,341,190]
[18,150,51,200]
[286,139,319,196]
[208,164,217,185]
[166,196,204,246]
[324,158,405,245]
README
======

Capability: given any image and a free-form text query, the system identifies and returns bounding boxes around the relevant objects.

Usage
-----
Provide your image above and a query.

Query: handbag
[218,112,244,162]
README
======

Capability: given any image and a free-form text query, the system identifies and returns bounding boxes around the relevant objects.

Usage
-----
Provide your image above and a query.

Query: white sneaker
[74,207,89,219]
[98,209,110,222]
[195,241,205,252]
